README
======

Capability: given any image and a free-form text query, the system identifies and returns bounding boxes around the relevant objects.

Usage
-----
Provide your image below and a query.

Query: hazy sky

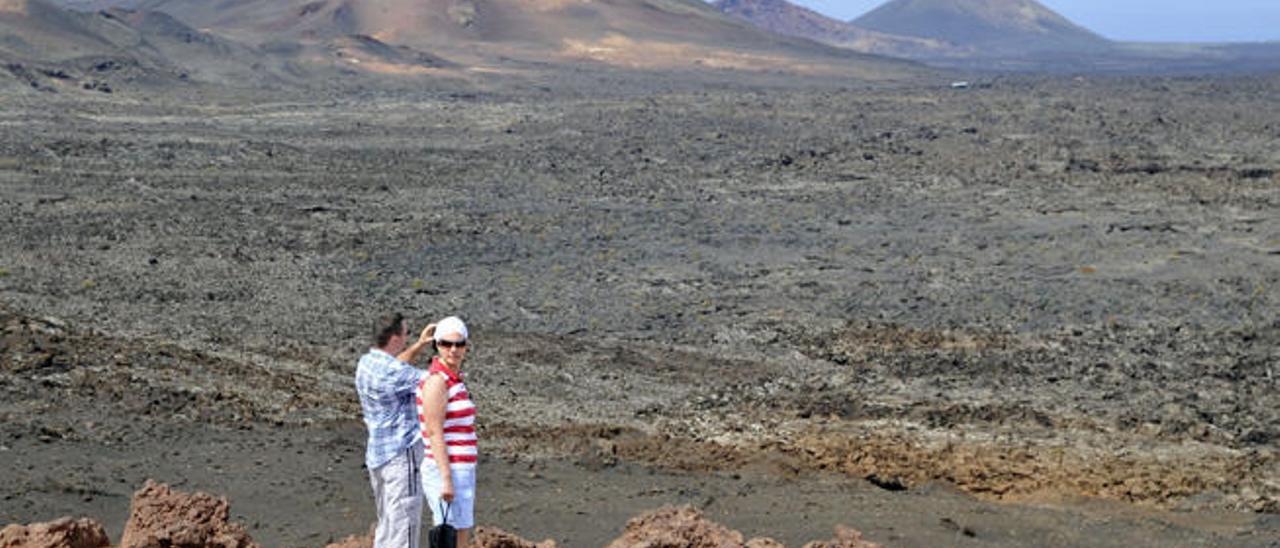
[790,0,1279,43]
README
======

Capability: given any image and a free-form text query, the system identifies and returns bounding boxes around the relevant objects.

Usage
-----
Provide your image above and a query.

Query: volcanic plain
[1,71,1279,546]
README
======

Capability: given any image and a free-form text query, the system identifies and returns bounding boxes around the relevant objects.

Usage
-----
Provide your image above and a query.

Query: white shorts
[420,463,476,530]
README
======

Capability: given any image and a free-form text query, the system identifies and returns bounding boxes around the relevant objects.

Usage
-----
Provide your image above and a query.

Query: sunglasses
[436,339,467,349]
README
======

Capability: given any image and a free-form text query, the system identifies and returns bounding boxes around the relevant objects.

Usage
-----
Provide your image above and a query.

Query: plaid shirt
[355,348,426,470]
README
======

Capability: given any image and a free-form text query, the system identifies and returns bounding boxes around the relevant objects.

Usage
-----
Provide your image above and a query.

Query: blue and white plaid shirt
[355,348,426,470]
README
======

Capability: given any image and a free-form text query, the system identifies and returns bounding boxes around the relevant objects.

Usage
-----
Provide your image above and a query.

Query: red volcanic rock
[119,479,258,548]
[323,524,373,548]
[1,483,880,548]
[606,506,781,548]
[324,533,370,548]
[473,526,557,548]
[802,526,880,548]
[0,517,110,548]
[323,537,369,548]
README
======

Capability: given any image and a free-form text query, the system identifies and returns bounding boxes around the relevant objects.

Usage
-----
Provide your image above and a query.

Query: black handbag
[428,501,457,548]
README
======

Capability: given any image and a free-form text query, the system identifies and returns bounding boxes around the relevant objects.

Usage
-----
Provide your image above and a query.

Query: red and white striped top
[416,357,477,468]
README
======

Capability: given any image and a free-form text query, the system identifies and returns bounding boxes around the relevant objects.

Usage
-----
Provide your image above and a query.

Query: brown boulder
[0,517,110,548]
[801,526,880,548]
[473,525,558,548]
[119,479,258,548]
[606,505,781,548]
[323,524,372,548]
[323,533,370,548]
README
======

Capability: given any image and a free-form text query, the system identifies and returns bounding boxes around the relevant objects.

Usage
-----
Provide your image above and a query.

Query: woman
[416,316,478,547]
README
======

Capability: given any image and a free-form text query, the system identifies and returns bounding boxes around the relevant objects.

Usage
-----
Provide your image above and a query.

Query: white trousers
[369,442,424,548]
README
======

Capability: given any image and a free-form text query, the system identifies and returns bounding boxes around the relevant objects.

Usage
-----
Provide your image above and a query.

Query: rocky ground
[1,72,1279,546]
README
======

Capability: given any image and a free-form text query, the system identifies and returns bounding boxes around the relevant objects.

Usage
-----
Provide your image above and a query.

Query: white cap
[434,316,468,342]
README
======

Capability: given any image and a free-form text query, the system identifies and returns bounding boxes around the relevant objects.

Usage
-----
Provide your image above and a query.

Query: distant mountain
[110,0,925,77]
[2,0,138,62]
[714,0,1280,74]
[854,0,1111,55]
[20,0,933,91]
[1,0,342,93]
[713,0,963,58]
[1,0,180,92]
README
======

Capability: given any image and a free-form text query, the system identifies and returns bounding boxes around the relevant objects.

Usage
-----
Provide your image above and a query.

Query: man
[355,313,434,548]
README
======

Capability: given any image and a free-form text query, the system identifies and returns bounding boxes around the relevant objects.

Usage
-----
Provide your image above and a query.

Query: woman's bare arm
[421,373,455,501]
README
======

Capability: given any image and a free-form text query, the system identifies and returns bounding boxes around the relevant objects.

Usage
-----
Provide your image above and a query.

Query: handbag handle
[438,500,452,526]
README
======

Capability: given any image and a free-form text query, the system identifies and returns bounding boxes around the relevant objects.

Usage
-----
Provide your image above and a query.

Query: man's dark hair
[373,312,406,348]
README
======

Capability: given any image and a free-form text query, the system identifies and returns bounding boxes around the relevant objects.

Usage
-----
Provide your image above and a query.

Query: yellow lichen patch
[465,66,524,75]
[785,429,1274,510]
[327,49,466,77]
[826,323,1021,355]
[356,59,459,77]
[560,34,834,75]
[526,0,592,12]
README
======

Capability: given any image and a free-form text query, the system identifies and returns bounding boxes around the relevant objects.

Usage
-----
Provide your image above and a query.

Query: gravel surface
[1,72,1278,545]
